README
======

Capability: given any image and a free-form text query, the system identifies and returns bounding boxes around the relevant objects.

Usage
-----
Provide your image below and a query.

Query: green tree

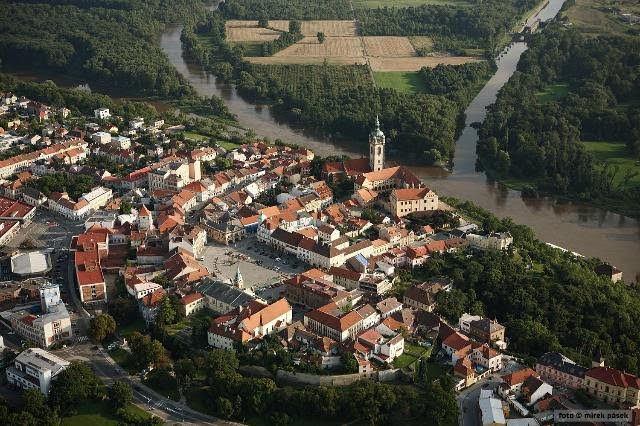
[155,295,177,328]
[89,313,117,342]
[215,396,234,419]
[317,32,326,44]
[49,362,100,415]
[174,358,196,387]
[119,200,132,214]
[289,20,301,34]
[341,352,358,373]
[109,381,133,409]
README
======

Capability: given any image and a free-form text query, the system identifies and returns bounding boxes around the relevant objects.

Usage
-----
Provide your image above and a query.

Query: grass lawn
[108,347,139,375]
[217,140,242,150]
[62,400,150,426]
[117,318,146,338]
[404,342,428,356]
[183,131,209,142]
[393,353,419,369]
[536,82,570,103]
[354,0,471,7]
[373,71,426,93]
[582,141,640,185]
[144,369,181,401]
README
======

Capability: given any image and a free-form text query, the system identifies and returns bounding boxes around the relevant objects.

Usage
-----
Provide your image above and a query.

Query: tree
[341,352,358,373]
[215,396,234,419]
[89,313,116,342]
[317,32,326,44]
[174,358,196,387]
[289,20,301,34]
[109,297,138,325]
[129,332,170,370]
[215,156,233,170]
[258,15,269,28]
[155,295,176,328]
[119,200,132,214]
[49,362,100,414]
[109,381,133,409]
[205,349,239,383]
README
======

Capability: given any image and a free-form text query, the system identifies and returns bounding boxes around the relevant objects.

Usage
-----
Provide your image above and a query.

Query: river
[159,0,640,280]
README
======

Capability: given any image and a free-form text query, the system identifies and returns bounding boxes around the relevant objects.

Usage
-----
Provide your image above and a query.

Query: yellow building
[584,366,640,407]
[389,187,438,217]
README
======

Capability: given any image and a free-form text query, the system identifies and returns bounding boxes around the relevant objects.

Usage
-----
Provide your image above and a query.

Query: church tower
[233,263,244,289]
[369,115,385,172]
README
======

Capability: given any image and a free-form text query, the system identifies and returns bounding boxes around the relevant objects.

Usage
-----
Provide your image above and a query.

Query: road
[55,341,238,425]
[456,374,502,426]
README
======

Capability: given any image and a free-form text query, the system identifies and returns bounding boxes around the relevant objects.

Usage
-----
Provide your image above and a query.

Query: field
[300,20,357,36]
[564,0,640,36]
[374,71,426,93]
[582,141,640,185]
[274,36,365,58]
[353,0,471,7]
[226,19,481,71]
[363,36,416,57]
[536,82,570,103]
[369,56,481,71]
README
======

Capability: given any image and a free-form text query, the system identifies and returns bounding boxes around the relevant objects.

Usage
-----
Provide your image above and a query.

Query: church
[323,116,439,216]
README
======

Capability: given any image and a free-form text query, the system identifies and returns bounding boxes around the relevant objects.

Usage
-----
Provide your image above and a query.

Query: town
[0,91,637,426]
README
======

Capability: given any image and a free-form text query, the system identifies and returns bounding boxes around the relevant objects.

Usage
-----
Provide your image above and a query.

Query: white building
[91,132,112,145]
[10,283,72,348]
[467,232,513,251]
[6,348,70,395]
[94,108,111,120]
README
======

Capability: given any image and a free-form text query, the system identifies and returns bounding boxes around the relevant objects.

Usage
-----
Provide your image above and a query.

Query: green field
[373,71,426,93]
[62,400,150,426]
[108,347,139,374]
[117,318,146,338]
[354,0,471,7]
[183,131,209,142]
[536,83,570,103]
[230,41,264,56]
[582,141,640,185]
[393,353,419,369]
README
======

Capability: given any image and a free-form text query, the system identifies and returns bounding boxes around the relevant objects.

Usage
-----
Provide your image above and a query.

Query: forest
[0,0,209,96]
[430,198,640,375]
[181,14,474,163]
[477,25,640,217]
[220,0,353,20]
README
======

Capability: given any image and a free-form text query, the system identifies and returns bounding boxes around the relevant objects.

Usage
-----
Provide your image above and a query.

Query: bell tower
[369,115,385,172]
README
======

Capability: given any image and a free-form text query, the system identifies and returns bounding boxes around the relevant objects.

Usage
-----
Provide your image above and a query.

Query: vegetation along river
[162,0,638,281]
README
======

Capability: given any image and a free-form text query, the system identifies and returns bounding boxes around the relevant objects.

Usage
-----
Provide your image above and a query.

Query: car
[275,257,281,262]
[196,257,204,261]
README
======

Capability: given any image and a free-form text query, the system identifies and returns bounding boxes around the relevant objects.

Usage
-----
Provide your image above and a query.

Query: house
[584,366,640,407]
[388,187,438,217]
[403,279,451,312]
[498,368,539,399]
[304,302,364,342]
[535,352,586,389]
[139,288,167,324]
[94,108,111,120]
[467,232,513,251]
[356,328,405,364]
[208,298,292,350]
[72,229,109,304]
[178,292,206,317]
[520,375,553,405]
[6,348,70,395]
[375,297,403,319]
[0,196,36,246]
[594,263,623,283]
[468,318,506,345]
[196,278,259,314]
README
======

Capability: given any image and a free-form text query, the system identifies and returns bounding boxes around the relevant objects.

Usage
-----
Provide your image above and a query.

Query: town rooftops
[196,278,257,310]
[390,187,432,201]
[179,292,204,305]
[306,302,363,332]
[502,368,539,387]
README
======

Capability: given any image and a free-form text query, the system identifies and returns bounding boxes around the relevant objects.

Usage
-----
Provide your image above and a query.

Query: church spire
[375,114,380,131]
[233,263,244,289]
[369,114,386,172]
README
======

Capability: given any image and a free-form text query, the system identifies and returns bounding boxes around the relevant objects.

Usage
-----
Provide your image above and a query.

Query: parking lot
[199,235,308,301]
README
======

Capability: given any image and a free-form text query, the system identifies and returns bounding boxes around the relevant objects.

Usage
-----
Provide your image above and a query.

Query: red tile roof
[586,367,640,389]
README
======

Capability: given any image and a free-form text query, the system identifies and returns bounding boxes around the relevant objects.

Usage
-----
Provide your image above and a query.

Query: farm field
[226,20,357,38]
[363,36,416,57]
[373,71,426,93]
[563,0,640,36]
[408,36,434,52]
[226,26,282,42]
[246,56,367,65]
[369,55,481,71]
[274,36,365,57]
